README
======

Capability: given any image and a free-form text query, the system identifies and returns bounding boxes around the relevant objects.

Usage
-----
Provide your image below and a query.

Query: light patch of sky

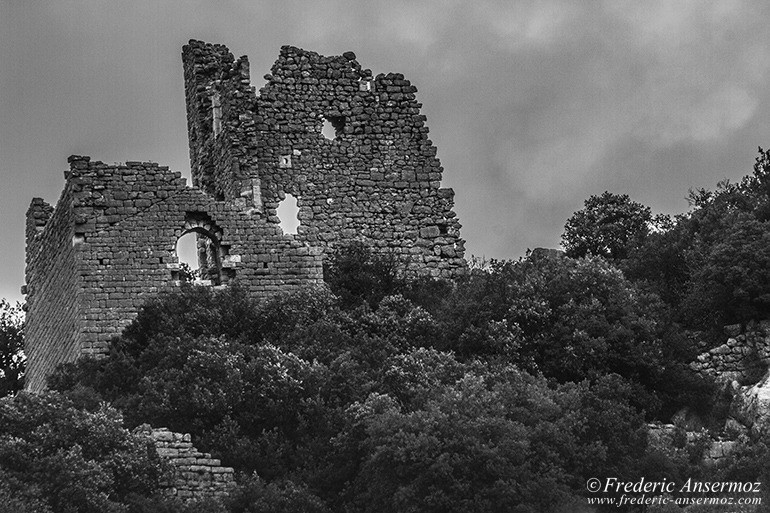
[688,86,758,142]
[482,1,584,49]
[176,232,200,271]
[277,195,300,235]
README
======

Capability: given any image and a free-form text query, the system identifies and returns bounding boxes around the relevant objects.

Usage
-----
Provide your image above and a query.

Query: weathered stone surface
[182,40,466,279]
[730,369,770,437]
[690,323,770,385]
[23,158,325,392]
[136,425,235,500]
[647,423,737,467]
[23,40,468,392]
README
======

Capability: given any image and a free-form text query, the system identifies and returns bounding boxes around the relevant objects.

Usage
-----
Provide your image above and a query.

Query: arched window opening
[277,194,300,235]
[321,115,346,140]
[174,214,228,285]
[176,232,201,282]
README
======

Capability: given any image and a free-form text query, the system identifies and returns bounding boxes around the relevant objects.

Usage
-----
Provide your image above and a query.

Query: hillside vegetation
[6,149,770,511]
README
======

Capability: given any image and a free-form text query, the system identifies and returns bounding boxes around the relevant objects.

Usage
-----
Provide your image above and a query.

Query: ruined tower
[22,40,466,392]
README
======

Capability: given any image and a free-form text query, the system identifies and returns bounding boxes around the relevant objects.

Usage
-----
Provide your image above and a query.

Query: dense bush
[0,391,167,513]
[323,241,403,309]
[47,283,662,511]
[619,148,770,332]
[0,299,24,396]
[562,191,653,260]
[33,147,770,511]
[337,369,647,513]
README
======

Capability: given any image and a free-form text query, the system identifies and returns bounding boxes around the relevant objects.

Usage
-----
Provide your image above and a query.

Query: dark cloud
[3,0,770,301]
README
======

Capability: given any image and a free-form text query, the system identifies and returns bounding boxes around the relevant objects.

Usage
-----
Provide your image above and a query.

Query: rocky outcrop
[688,322,770,437]
[728,369,770,438]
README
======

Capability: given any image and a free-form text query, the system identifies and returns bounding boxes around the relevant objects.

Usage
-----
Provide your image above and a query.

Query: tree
[46,275,717,510]
[562,192,652,260]
[622,148,770,330]
[621,218,693,309]
[338,367,647,513]
[0,299,24,396]
[0,391,167,512]
[323,241,403,309]
[683,214,770,327]
[227,476,329,513]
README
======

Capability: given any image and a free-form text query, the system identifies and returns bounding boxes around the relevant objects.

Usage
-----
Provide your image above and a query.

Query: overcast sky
[2,0,770,303]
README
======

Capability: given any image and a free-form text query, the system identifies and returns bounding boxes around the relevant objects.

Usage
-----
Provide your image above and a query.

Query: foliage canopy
[12,148,770,511]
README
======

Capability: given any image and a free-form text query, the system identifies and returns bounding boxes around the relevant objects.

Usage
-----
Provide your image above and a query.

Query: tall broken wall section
[183,40,467,278]
[24,156,323,392]
[24,193,81,392]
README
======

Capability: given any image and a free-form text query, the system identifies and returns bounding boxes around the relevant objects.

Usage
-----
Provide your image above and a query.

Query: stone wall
[24,156,323,392]
[136,425,235,500]
[23,40,467,392]
[24,193,81,392]
[182,40,467,278]
[688,323,770,440]
[647,423,738,467]
[691,322,770,383]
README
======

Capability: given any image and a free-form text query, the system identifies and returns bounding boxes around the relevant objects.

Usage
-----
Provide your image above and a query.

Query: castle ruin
[22,40,466,391]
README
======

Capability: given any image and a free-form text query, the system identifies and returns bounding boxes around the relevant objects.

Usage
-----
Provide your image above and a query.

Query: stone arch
[173,213,232,285]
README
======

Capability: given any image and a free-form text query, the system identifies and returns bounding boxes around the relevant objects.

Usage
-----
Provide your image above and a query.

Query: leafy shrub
[0,391,166,513]
[323,241,403,309]
[0,299,24,396]
[562,191,653,260]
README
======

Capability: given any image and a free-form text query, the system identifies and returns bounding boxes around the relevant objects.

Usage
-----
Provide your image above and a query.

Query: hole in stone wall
[276,194,300,235]
[321,119,335,140]
[321,115,346,140]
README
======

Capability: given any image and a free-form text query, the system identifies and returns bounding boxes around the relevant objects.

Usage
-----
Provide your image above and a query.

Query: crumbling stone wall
[136,425,235,500]
[24,195,81,392]
[689,323,770,440]
[691,321,770,384]
[647,423,738,467]
[23,40,467,392]
[24,156,323,391]
[183,40,466,277]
